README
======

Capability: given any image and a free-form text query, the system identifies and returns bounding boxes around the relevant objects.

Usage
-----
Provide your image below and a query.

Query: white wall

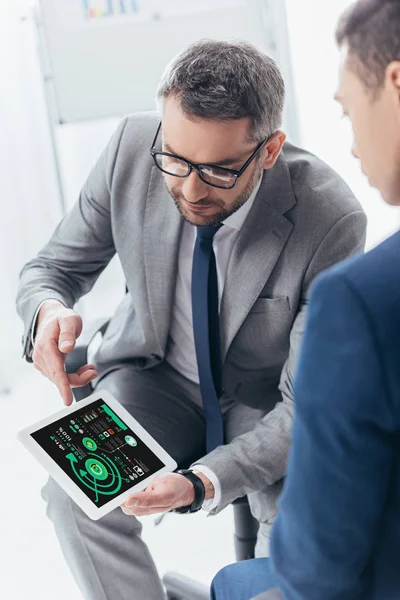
[0,0,63,387]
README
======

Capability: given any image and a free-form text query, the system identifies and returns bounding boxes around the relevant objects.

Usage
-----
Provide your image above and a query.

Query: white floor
[1,365,234,600]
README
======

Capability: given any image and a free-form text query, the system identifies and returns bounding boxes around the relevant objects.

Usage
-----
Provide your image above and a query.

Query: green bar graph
[101,404,128,431]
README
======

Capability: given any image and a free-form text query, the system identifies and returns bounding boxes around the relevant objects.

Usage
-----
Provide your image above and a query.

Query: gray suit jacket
[17,112,366,511]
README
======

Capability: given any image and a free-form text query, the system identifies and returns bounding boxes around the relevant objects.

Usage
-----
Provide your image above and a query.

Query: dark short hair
[336,0,400,94]
[157,39,285,142]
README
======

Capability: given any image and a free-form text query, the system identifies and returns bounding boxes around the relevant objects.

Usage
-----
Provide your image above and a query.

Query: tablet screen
[31,399,166,508]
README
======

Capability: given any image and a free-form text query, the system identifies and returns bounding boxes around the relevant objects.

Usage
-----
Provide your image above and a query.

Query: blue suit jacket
[269,230,400,600]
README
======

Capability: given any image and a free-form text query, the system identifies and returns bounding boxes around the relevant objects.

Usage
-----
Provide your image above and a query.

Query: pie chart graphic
[125,435,137,447]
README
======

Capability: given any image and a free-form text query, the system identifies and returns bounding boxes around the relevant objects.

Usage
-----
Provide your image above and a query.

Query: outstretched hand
[32,300,98,406]
[121,473,196,516]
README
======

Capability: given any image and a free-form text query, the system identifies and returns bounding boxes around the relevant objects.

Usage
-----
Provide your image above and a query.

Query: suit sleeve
[270,271,396,600]
[197,210,366,509]
[16,117,128,361]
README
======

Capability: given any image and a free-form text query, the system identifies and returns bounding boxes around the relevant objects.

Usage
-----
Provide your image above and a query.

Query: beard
[166,160,264,227]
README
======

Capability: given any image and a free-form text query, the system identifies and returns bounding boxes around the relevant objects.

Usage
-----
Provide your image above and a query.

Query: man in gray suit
[17,40,366,599]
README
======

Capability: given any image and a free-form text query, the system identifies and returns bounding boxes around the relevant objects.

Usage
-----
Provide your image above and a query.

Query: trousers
[42,361,275,600]
[210,558,277,600]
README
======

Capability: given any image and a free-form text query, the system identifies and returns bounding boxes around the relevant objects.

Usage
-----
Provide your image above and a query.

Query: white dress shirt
[165,178,262,383]
[166,177,262,510]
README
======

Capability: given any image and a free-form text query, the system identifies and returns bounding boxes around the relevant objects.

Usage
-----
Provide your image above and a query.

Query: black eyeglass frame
[149,122,269,190]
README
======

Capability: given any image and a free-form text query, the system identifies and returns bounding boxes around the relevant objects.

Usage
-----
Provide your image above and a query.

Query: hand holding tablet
[18,390,177,519]
[121,472,196,516]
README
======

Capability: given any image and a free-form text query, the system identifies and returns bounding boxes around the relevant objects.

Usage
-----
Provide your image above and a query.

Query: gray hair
[157,39,285,142]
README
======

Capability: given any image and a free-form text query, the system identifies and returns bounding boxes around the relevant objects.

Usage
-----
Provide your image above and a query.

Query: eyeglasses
[149,123,269,190]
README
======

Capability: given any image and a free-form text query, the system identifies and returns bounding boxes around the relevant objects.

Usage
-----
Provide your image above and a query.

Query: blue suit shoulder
[315,230,400,311]
[311,230,400,410]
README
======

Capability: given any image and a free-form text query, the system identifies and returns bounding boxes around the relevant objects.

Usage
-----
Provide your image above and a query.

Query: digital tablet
[17,389,177,520]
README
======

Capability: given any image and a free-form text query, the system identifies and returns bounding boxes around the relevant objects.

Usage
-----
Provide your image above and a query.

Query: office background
[1,1,399,598]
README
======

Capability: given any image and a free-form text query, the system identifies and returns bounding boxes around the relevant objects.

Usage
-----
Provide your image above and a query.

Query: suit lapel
[220,152,296,362]
[143,167,183,354]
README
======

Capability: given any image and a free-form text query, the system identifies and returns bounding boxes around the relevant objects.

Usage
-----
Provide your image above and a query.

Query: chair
[65,318,259,600]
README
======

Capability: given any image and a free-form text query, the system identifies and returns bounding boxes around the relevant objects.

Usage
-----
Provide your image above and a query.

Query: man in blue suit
[211,1,400,598]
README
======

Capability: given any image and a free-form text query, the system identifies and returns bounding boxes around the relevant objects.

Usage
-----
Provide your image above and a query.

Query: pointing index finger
[47,340,74,405]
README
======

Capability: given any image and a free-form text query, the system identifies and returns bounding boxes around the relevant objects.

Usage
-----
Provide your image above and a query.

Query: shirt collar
[222,174,263,232]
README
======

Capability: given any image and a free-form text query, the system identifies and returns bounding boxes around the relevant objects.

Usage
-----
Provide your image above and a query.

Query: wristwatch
[172,470,206,514]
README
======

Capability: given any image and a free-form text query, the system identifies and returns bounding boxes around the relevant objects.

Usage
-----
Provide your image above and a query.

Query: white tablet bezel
[17,389,178,520]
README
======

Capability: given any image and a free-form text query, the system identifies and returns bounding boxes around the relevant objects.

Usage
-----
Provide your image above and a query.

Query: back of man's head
[335,0,400,205]
[157,39,285,142]
[336,0,400,95]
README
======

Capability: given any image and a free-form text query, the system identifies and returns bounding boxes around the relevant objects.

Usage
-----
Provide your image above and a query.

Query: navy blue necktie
[192,225,224,452]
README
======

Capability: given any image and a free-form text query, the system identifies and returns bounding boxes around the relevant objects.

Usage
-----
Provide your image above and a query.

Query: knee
[211,563,242,600]
[211,558,273,600]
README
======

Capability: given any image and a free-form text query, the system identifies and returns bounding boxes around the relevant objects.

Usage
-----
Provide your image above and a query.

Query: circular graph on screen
[66,451,130,502]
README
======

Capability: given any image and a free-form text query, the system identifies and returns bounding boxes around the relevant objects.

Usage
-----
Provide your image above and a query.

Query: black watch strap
[173,470,206,514]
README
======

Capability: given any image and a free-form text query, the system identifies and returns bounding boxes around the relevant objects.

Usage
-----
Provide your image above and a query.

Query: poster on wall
[82,0,138,20]
[81,0,245,21]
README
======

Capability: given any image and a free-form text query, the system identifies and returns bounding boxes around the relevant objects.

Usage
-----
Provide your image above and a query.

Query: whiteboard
[37,0,298,138]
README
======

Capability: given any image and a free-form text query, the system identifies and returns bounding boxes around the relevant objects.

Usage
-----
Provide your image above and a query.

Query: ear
[261,130,287,170]
[386,61,400,100]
